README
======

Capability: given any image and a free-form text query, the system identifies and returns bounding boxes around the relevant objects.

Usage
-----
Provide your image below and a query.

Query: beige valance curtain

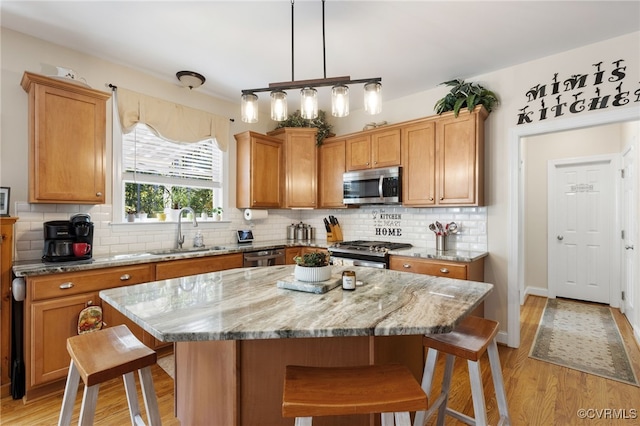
[116,87,229,152]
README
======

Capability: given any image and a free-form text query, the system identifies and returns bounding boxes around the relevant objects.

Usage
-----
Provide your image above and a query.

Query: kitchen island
[100,264,493,426]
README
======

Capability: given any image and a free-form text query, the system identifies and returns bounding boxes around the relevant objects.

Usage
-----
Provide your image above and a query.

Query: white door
[549,158,614,303]
[621,146,636,323]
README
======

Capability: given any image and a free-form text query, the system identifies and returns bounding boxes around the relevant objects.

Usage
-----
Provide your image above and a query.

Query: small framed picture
[0,187,10,216]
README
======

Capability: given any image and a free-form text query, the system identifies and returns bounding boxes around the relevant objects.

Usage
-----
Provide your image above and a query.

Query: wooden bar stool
[413,316,510,426]
[283,364,428,426]
[58,325,161,426]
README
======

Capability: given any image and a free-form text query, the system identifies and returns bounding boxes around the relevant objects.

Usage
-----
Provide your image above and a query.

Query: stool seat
[422,316,499,362]
[283,364,427,425]
[414,316,511,426]
[58,325,161,426]
[67,323,157,387]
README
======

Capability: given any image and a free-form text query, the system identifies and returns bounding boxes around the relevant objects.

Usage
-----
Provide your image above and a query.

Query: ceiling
[2,1,639,113]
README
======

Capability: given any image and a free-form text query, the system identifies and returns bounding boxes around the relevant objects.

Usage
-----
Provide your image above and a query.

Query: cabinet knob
[59,282,74,289]
[366,162,370,166]
[120,274,131,281]
[440,197,444,201]
[440,268,449,274]
[96,192,103,197]
[429,197,434,202]
[402,264,411,269]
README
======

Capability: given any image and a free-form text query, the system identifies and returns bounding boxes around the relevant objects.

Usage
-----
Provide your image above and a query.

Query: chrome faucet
[177,207,198,249]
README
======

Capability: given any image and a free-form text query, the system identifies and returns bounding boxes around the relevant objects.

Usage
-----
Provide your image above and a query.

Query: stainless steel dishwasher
[242,248,285,267]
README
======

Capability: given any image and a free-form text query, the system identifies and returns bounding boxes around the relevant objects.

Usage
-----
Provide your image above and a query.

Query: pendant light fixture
[240,0,381,123]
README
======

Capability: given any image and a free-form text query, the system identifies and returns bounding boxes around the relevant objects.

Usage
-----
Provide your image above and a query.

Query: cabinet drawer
[28,264,155,301]
[389,257,467,279]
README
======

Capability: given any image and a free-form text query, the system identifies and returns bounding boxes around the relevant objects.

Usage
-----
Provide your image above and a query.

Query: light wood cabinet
[436,106,486,205]
[318,139,347,208]
[389,255,485,316]
[21,72,110,204]
[285,247,302,264]
[155,253,243,280]
[235,131,284,209]
[402,107,487,207]
[0,217,17,397]
[24,264,155,401]
[268,128,318,208]
[345,128,401,171]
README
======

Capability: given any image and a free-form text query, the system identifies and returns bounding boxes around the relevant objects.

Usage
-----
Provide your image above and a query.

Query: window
[120,123,223,221]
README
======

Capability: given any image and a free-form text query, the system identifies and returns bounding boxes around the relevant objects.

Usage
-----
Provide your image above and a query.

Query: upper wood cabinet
[401,106,487,207]
[21,72,110,204]
[235,131,283,209]
[268,128,318,208]
[318,138,347,208]
[345,128,401,171]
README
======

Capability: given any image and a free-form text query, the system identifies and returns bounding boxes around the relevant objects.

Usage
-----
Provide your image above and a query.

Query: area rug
[529,298,638,386]
[157,354,174,380]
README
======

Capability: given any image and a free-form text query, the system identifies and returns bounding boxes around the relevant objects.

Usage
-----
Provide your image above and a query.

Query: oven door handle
[378,175,384,199]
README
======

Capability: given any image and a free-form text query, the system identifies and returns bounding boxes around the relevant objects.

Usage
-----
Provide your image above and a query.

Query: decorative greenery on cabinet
[434,79,499,117]
[274,110,333,145]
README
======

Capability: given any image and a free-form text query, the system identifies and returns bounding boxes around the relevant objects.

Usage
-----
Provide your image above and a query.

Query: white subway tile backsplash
[13,203,488,261]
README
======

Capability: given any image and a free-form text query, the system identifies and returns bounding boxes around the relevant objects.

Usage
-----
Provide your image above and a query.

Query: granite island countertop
[99,264,493,342]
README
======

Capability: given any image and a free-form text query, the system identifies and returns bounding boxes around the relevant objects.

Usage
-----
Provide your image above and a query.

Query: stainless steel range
[329,240,412,268]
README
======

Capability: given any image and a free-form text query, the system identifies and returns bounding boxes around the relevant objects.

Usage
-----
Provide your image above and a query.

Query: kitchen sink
[148,246,226,255]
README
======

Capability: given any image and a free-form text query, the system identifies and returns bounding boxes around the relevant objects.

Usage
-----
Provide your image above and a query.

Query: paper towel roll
[12,277,25,302]
[244,209,268,221]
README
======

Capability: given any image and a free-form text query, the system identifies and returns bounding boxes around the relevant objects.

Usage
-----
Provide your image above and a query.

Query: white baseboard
[524,286,548,300]
[496,330,510,347]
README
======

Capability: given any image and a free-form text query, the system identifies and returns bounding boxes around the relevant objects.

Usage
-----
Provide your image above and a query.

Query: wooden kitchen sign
[517,58,640,125]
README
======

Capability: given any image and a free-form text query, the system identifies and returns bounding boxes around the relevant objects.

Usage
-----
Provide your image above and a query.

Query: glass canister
[342,270,356,291]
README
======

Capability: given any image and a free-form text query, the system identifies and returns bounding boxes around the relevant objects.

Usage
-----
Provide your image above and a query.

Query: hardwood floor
[2,295,639,425]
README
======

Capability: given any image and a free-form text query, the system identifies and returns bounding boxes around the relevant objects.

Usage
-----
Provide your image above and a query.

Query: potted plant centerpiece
[293,251,332,282]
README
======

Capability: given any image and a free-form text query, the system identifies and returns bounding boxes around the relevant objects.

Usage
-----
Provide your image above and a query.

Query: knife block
[327,224,343,242]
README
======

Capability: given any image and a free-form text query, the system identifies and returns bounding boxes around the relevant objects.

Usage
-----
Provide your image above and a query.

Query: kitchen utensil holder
[436,235,448,252]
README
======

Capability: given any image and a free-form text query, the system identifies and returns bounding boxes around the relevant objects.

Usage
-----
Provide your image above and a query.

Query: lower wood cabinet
[24,264,155,401]
[285,247,301,264]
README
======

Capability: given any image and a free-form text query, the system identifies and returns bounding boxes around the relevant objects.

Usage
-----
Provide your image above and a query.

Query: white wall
[2,26,639,342]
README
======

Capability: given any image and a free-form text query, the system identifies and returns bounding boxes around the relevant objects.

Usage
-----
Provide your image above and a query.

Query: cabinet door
[0,218,17,390]
[389,257,468,279]
[285,247,302,264]
[29,292,99,387]
[436,112,479,205]
[318,139,347,208]
[402,121,436,206]
[25,76,108,204]
[371,128,401,168]
[251,135,283,208]
[285,131,317,208]
[345,135,372,171]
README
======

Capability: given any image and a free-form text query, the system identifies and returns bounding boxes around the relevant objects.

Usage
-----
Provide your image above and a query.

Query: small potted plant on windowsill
[125,206,136,222]
[212,207,223,221]
[293,252,332,282]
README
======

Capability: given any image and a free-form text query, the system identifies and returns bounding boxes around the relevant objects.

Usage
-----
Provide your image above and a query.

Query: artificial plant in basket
[274,110,333,146]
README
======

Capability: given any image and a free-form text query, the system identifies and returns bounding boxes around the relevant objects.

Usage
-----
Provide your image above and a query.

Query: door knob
[557,235,564,241]
[626,245,635,250]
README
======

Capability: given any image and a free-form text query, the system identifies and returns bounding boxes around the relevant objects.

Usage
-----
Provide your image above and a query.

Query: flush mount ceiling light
[176,71,206,89]
[240,0,382,123]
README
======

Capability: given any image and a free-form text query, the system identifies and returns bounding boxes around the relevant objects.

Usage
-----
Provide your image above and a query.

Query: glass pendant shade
[331,84,349,117]
[270,90,288,121]
[300,87,318,119]
[364,81,382,115]
[241,93,259,123]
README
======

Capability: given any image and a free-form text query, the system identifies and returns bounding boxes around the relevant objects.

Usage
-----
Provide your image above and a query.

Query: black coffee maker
[42,214,94,262]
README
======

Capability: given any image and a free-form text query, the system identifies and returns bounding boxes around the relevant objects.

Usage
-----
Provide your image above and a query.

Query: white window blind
[123,124,222,188]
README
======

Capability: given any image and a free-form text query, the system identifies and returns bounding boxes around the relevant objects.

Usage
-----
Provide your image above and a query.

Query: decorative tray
[276,275,342,294]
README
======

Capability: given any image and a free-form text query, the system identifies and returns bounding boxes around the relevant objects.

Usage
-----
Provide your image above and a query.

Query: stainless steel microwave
[343,166,402,205]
